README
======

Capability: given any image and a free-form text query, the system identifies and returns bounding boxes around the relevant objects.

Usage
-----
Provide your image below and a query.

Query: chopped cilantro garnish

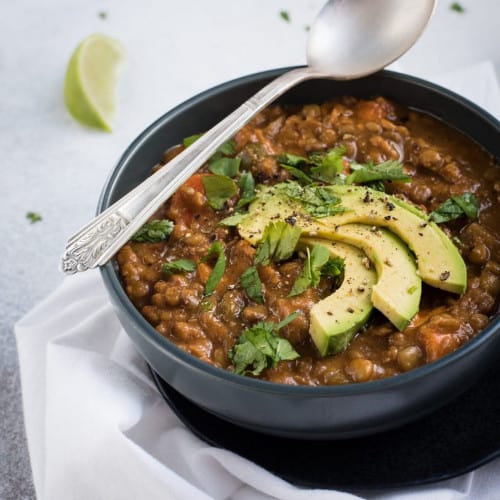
[346,160,411,185]
[280,163,314,185]
[430,193,478,223]
[26,212,42,224]
[202,241,226,296]
[236,170,256,209]
[182,134,235,160]
[132,219,173,243]
[162,259,197,275]
[202,174,237,210]
[309,146,346,183]
[321,256,345,280]
[182,133,203,147]
[240,265,264,303]
[277,146,346,184]
[289,245,344,296]
[208,157,240,178]
[214,139,236,158]
[254,221,302,265]
[229,312,300,375]
[278,182,346,218]
[279,10,290,22]
[450,2,465,12]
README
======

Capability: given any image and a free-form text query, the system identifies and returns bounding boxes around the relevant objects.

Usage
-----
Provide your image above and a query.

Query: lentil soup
[117,96,500,386]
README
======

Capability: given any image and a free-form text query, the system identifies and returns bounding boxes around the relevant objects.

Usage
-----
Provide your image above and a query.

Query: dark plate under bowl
[100,68,500,440]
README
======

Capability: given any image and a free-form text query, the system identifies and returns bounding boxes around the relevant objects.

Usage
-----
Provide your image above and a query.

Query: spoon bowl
[307,0,435,77]
[62,0,436,273]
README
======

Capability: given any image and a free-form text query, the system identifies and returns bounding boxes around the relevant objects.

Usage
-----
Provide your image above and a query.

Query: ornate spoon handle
[61,67,324,274]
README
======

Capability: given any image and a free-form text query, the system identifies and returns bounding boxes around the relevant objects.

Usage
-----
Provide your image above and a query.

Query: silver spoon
[62,0,435,274]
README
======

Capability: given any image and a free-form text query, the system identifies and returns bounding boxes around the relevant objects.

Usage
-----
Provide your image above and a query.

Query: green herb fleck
[26,211,42,224]
[236,170,256,209]
[208,157,240,178]
[280,10,290,22]
[162,259,197,275]
[132,219,174,243]
[304,25,310,32]
[346,160,411,186]
[321,256,345,280]
[240,265,264,303]
[98,11,107,19]
[277,146,346,185]
[430,193,478,223]
[289,246,344,296]
[309,146,346,183]
[202,241,226,296]
[450,2,465,12]
[280,163,314,185]
[182,135,235,161]
[278,182,346,218]
[254,221,302,266]
[202,174,237,210]
[229,312,301,375]
[407,285,418,295]
[183,133,203,147]
[214,139,236,158]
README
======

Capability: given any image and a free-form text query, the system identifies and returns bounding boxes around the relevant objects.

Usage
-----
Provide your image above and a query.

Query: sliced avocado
[299,238,377,356]
[238,183,466,294]
[330,224,421,330]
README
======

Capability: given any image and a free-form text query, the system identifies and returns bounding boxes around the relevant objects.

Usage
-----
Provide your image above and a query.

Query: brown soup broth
[117,97,500,386]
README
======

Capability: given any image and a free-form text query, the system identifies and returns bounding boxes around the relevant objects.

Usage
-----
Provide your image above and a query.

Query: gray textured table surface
[1,0,499,498]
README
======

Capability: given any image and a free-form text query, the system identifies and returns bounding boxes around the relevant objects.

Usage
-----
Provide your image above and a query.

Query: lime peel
[64,33,125,131]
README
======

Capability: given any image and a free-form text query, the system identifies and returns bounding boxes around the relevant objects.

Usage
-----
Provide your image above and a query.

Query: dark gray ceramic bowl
[100,68,500,439]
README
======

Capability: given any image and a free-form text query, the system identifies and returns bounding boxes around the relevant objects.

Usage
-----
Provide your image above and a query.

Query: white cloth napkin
[16,62,500,500]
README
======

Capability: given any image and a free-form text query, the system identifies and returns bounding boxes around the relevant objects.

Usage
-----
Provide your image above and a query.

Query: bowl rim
[99,67,500,397]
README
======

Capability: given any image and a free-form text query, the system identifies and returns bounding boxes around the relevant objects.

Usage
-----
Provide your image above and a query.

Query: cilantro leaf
[208,157,240,178]
[229,312,301,375]
[202,241,226,296]
[132,219,174,242]
[201,175,237,210]
[430,193,479,223]
[278,147,346,185]
[240,265,264,303]
[289,245,344,296]
[278,182,346,218]
[321,256,345,280]
[346,160,411,185]
[182,133,203,147]
[214,139,236,158]
[254,221,302,265]
[182,134,236,160]
[162,259,197,275]
[236,170,256,209]
[280,164,314,185]
[26,211,42,224]
[309,146,346,183]
[277,153,309,167]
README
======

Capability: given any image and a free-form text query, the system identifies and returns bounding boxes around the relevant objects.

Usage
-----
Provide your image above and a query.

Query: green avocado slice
[238,183,466,294]
[328,224,421,330]
[299,238,377,356]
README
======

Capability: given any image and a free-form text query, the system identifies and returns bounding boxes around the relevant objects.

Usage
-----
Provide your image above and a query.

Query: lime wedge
[64,33,125,131]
